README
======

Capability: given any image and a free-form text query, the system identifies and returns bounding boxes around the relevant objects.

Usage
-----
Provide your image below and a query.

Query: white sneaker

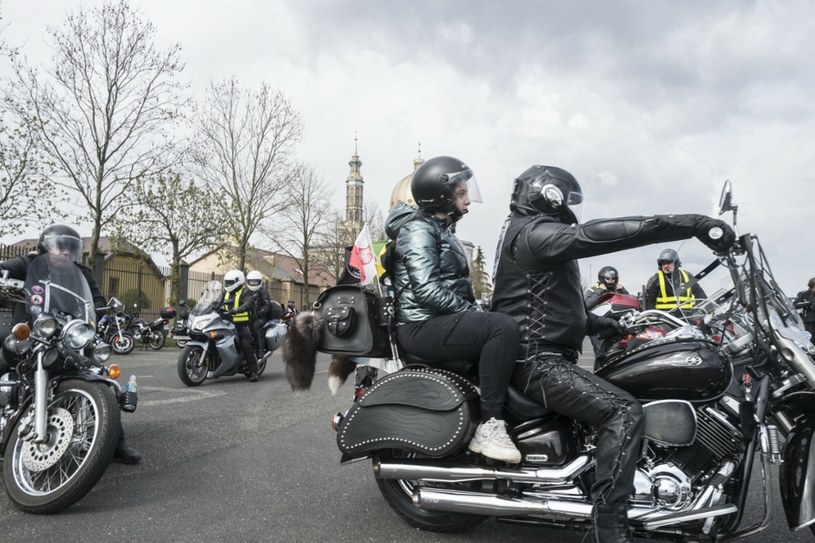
[468,418,521,463]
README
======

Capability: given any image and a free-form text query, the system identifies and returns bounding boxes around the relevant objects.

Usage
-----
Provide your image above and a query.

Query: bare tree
[0,106,64,236]
[260,163,333,306]
[363,201,387,241]
[192,77,303,270]
[112,172,226,304]
[312,211,350,282]
[9,0,186,269]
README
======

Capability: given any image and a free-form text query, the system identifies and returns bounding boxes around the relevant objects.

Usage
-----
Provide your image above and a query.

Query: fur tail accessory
[283,311,323,392]
[328,355,357,396]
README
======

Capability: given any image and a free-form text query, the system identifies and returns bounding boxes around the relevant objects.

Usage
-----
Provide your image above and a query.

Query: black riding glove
[587,314,624,339]
[692,216,735,253]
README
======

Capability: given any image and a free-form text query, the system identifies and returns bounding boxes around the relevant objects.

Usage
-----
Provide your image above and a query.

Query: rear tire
[178,345,209,386]
[148,329,166,350]
[374,451,486,533]
[3,380,119,514]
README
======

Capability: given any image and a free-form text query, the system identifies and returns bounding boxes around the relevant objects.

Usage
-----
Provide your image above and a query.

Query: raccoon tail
[327,355,357,396]
[283,311,323,392]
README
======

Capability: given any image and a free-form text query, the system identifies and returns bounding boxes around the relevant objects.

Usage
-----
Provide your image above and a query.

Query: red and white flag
[348,224,378,285]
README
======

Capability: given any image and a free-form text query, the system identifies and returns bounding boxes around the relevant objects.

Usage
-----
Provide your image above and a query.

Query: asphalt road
[0,345,812,542]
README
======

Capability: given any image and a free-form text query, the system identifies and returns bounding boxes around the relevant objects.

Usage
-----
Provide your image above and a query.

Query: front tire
[374,451,486,533]
[111,332,135,355]
[3,380,120,514]
[178,345,209,386]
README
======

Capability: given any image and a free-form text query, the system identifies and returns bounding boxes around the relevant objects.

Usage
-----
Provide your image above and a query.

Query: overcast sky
[1,0,813,296]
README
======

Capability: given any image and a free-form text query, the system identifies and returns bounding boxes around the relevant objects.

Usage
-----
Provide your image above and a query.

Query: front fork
[19,351,50,444]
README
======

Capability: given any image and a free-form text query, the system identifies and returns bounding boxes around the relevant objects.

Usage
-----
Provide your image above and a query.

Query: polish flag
[349,224,378,285]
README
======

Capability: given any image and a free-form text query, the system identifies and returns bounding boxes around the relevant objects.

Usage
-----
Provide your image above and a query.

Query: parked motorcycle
[177,280,286,386]
[290,180,815,541]
[0,254,136,513]
[171,299,191,347]
[96,298,135,355]
[126,304,171,351]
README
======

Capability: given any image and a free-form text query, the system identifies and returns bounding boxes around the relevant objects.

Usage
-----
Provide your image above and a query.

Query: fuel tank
[595,338,732,402]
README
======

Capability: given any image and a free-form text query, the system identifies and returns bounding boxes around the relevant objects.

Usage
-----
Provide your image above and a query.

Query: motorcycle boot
[113,432,142,465]
[591,503,633,543]
[467,417,522,463]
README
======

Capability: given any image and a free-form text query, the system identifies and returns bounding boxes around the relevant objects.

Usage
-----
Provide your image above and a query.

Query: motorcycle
[171,299,191,347]
[177,280,286,386]
[96,298,135,355]
[125,304,170,351]
[287,180,815,541]
[0,254,136,513]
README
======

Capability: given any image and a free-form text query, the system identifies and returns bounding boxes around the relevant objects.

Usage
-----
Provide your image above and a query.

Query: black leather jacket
[492,211,705,357]
[389,208,476,323]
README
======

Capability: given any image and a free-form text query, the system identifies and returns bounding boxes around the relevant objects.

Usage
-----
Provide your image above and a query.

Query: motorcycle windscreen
[24,254,94,326]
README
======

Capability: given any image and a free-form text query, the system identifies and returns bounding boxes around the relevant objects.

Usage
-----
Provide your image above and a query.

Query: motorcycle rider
[223,269,261,382]
[282,300,298,323]
[390,155,522,463]
[584,266,630,356]
[491,166,735,542]
[0,225,142,464]
[643,248,707,312]
[794,277,815,342]
[245,270,282,358]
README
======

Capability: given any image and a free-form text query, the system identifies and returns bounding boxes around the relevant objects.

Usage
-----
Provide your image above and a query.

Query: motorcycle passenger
[245,270,282,358]
[491,166,735,542]
[282,300,298,324]
[390,155,522,464]
[584,266,630,356]
[643,248,707,313]
[793,277,815,342]
[0,225,142,464]
[223,269,260,382]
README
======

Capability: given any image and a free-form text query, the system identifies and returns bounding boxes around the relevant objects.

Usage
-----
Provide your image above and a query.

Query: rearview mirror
[718,179,736,215]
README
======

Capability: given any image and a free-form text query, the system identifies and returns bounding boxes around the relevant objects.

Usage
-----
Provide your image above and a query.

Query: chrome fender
[780,421,815,531]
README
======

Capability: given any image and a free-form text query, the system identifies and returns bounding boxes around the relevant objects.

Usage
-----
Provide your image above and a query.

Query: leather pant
[235,323,258,373]
[513,354,644,506]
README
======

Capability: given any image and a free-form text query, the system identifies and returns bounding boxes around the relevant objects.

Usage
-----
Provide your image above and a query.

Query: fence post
[95,253,106,297]
[179,263,189,302]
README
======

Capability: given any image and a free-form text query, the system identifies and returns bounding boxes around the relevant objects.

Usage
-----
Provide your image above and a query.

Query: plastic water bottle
[122,374,138,412]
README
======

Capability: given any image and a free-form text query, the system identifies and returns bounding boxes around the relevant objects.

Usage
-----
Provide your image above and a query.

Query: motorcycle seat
[400,352,475,376]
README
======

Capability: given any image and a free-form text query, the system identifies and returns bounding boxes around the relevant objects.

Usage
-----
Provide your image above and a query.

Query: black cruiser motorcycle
[0,254,134,513]
[286,180,815,541]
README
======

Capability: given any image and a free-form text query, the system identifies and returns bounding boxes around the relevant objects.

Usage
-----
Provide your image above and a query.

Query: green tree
[9,0,186,270]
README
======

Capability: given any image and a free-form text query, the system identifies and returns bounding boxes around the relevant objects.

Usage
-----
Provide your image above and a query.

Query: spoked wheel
[178,345,209,386]
[147,329,166,350]
[110,332,135,355]
[374,450,486,533]
[3,380,120,514]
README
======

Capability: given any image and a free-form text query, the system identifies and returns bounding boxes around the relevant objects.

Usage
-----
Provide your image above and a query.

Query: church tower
[342,135,365,241]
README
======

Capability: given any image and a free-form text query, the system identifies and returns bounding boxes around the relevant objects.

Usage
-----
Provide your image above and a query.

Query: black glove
[595,317,625,340]
[228,308,237,315]
[692,215,735,253]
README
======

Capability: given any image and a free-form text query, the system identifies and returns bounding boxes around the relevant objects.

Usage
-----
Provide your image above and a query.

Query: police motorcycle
[176,280,284,386]
[285,180,815,541]
[0,254,134,513]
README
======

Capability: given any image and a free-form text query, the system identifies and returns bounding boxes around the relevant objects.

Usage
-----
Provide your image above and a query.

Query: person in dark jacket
[0,225,142,464]
[390,155,522,464]
[584,265,630,356]
[491,166,734,542]
[643,248,707,313]
[245,270,282,358]
[794,277,815,342]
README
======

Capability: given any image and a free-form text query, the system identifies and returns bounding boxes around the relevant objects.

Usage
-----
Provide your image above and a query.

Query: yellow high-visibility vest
[655,269,695,310]
[225,288,250,322]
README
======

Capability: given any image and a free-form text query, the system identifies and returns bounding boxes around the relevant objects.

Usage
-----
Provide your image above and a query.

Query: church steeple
[344,133,364,236]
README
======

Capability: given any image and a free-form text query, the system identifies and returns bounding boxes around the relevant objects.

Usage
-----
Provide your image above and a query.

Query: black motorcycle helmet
[510,165,583,223]
[657,248,681,268]
[37,224,84,263]
[411,156,481,220]
[597,265,619,286]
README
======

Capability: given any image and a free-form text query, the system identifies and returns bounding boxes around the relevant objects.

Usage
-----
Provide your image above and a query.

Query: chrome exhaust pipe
[373,455,591,484]
[413,487,593,518]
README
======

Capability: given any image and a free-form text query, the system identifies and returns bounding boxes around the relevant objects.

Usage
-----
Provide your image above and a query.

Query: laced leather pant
[513,354,644,506]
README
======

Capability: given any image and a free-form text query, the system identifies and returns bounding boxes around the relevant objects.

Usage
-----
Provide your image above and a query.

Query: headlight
[62,320,96,350]
[32,315,59,338]
[93,342,112,363]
